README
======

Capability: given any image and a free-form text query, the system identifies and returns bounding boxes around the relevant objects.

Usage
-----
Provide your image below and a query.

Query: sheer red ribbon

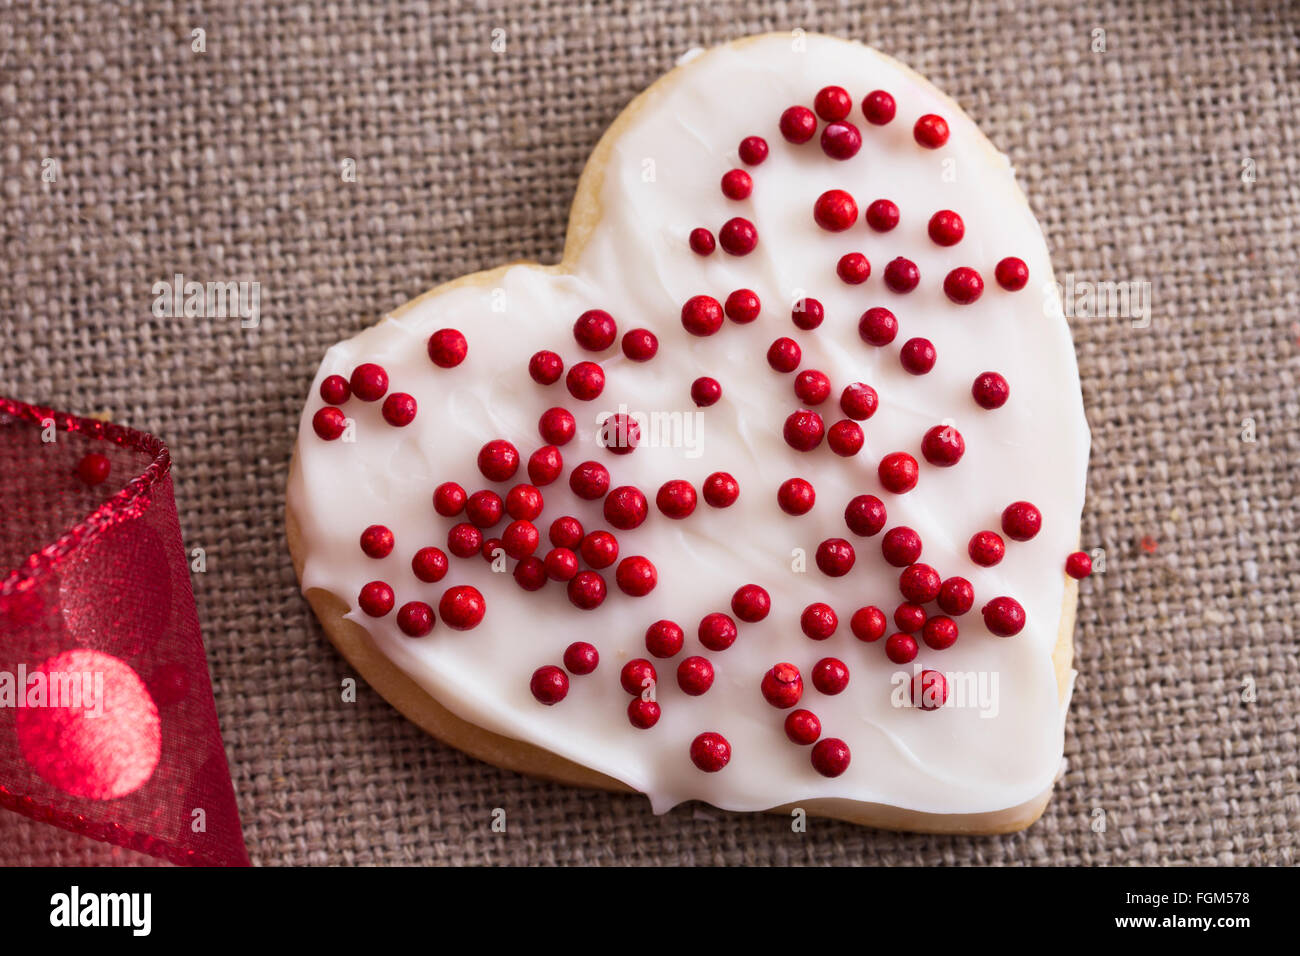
[0,397,248,866]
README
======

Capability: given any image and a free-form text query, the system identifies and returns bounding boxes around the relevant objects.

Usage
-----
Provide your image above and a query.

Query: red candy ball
[529,350,564,385]
[813,189,858,232]
[381,392,417,426]
[792,297,824,330]
[312,407,347,441]
[505,484,544,521]
[827,420,864,457]
[761,663,803,709]
[690,732,730,772]
[900,337,936,375]
[725,288,762,324]
[622,328,658,361]
[539,406,577,445]
[944,266,984,305]
[865,198,900,232]
[691,376,722,407]
[995,256,1030,291]
[800,603,839,640]
[573,309,617,352]
[567,570,607,610]
[858,307,898,346]
[466,490,504,528]
[681,294,725,336]
[885,632,918,664]
[921,424,965,466]
[785,709,822,745]
[698,613,738,651]
[814,85,852,121]
[677,656,715,695]
[478,440,520,482]
[702,471,740,508]
[794,369,831,405]
[883,257,920,294]
[779,105,818,143]
[850,606,887,642]
[969,530,1006,567]
[564,641,599,675]
[731,584,771,623]
[837,252,871,285]
[603,485,649,530]
[350,363,388,402]
[447,522,484,558]
[565,361,605,401]
[937,576,975,616]
[616,556,658,597]
[549,515,584,549]
[531,665,569,705]
[580,530,618,569]
[840,382,879,420]
[878,452,919,493]
[319,374,350,405]
[893,602,927,633]
[921,615,959,651]
[543,547,579,582]
[502,520,540,559]
[719,217,758,255]
[358,580,395,617]
[811,657,850,695]
[689,227,716,256]
[656,479,697,519]
[899,563,942,603]
[627,698,661,729]
[721,168,753,200]
[821,121,862,160]
[359,524,394,559]
[569,461,610,500]
[621,659,657,696]
[738,135,769,165]
[427,329,468,368]
[767,337,802,373]
[783,409,825,452]
[811,737,851,777]
[1066,551,1093,579]
[439,585,485,630]
[777,477,816,516]
[600,412,640,456]
[911,669,950,710]
[844,494,887,536]
[1001,501,1043,541]
[881,526,922,566]
[527,445,564,485]
[513,556,546,590]
[411,546,449,583]
[645,620,685,659]
[861,89,896,125]
[927,209,965,246]
[972,371,1010,410]
[913,114,949,149]
[815,538,856,577]
[982,596,1026,636]
[397,601,435,637]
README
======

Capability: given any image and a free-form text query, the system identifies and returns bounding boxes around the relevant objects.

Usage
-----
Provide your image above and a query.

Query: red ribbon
[0,397,248,866]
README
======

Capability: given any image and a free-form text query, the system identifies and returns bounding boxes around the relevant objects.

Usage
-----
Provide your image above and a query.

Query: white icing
[289,34,1090,816]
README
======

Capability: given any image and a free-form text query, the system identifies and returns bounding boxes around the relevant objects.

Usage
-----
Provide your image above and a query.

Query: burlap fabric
[1,0,1296,865]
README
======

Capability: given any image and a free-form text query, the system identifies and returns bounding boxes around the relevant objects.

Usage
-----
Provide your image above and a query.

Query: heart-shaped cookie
[287,32,1090,833]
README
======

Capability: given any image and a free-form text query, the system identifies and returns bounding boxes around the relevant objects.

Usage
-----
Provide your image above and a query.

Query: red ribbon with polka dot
[0,397,248,866]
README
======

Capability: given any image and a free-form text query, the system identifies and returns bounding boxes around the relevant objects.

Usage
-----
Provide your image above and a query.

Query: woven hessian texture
[1,0,1297,865]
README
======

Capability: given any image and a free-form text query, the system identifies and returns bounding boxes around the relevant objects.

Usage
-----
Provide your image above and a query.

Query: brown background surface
[1,0,1297,865]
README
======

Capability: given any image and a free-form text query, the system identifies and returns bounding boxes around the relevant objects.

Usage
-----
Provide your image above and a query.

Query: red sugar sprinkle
[779,105,818,143]
[311,406,347,441]
[738,136,769,165]
[913,114,950,149]
[861,89,896,125]
[529,350,564,385]
[761,663,804,708]
[690,732,731,772]
[359,524,394,559]
[865,198,900,232]
[719,217,758,255]
[426,328,468,369]
[811,737,851,777]
[677,656,715,696]
[689,227,716,256]
[721,168,753,200]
